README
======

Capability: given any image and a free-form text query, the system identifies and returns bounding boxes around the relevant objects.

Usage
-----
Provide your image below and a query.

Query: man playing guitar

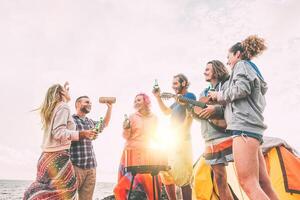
[194,60,234,200]
[153,74,195,200]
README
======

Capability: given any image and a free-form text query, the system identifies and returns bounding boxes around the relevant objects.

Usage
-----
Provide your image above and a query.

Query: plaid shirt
[70,114,97,169]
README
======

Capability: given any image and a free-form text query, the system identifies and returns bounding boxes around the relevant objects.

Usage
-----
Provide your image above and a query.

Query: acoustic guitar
[160,92,227,132]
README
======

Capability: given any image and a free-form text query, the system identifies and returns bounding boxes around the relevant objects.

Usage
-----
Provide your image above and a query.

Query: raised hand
[63,81,69,90]
[152,87,161,98]
[105,102,113,109]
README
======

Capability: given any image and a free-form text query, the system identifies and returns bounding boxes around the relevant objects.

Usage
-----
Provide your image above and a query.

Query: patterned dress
[24,102,79,200]
[23,150,77,200]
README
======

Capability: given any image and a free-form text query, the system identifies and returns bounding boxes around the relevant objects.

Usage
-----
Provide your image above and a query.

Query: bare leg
[233,136,269,200]
[211,164,234,200]
[165,184,177,200]
[181,184,192,200]
[257,149,280,200]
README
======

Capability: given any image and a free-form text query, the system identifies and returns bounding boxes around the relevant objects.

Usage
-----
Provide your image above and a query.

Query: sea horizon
[0,179,115,200]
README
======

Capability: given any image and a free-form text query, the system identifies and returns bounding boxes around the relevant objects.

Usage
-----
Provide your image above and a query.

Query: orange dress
[114,112,162,200]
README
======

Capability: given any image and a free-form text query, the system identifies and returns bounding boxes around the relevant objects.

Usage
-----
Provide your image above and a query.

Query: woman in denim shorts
[209,35,279,200]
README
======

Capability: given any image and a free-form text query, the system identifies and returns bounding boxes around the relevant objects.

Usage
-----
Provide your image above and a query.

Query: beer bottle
[153,79,160,93]
[123,114,130,129]
[93,117,104,139]
[98,117,104,132]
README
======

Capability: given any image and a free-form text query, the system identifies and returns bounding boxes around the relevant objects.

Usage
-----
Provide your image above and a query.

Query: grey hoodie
[217,60,268,135]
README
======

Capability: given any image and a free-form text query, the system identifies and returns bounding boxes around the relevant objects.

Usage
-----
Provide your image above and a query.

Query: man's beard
[80,106,90,114]
[174,85,184,94]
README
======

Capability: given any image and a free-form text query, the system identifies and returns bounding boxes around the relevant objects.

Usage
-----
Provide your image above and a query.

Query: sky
[0,0,299,183]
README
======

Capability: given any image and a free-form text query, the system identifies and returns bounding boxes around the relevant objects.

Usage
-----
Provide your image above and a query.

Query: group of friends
[23,35,280,200]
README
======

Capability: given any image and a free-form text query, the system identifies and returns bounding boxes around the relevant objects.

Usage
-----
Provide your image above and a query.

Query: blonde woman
[24,82,96,200]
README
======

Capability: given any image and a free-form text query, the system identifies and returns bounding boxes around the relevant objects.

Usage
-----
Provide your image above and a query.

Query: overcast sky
[0,0,299,183]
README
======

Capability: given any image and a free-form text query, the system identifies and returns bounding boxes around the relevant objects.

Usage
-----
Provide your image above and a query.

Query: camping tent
[191,136,300,200]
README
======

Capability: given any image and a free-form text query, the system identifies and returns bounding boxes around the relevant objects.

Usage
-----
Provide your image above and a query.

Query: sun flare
[149,117,179,151]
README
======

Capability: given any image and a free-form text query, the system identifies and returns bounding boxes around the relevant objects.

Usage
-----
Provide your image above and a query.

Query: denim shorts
[231,130,263,144]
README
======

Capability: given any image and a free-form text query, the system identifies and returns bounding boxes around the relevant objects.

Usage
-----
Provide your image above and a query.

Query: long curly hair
[38,84,65,130]
[230,35,267,60]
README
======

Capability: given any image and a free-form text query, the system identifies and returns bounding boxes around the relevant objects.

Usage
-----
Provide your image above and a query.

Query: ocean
[0,180,115,200]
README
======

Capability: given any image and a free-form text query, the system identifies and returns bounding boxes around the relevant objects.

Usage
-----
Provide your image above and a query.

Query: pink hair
[135,93,151,108]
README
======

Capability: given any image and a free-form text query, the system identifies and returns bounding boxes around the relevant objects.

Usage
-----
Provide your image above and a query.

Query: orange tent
[192,136,300,200]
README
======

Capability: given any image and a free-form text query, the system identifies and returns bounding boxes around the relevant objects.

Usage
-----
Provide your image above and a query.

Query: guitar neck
[178,96,207,108]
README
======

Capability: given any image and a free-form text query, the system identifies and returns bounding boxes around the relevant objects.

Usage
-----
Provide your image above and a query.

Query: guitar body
[209,118,227,129]
[192,97,227,130]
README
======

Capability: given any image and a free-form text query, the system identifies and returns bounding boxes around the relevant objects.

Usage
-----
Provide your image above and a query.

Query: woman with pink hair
[114,93,162,200]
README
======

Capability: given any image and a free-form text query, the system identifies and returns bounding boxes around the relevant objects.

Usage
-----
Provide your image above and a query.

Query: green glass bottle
[93,117,104,140]
[94,117,104,133]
